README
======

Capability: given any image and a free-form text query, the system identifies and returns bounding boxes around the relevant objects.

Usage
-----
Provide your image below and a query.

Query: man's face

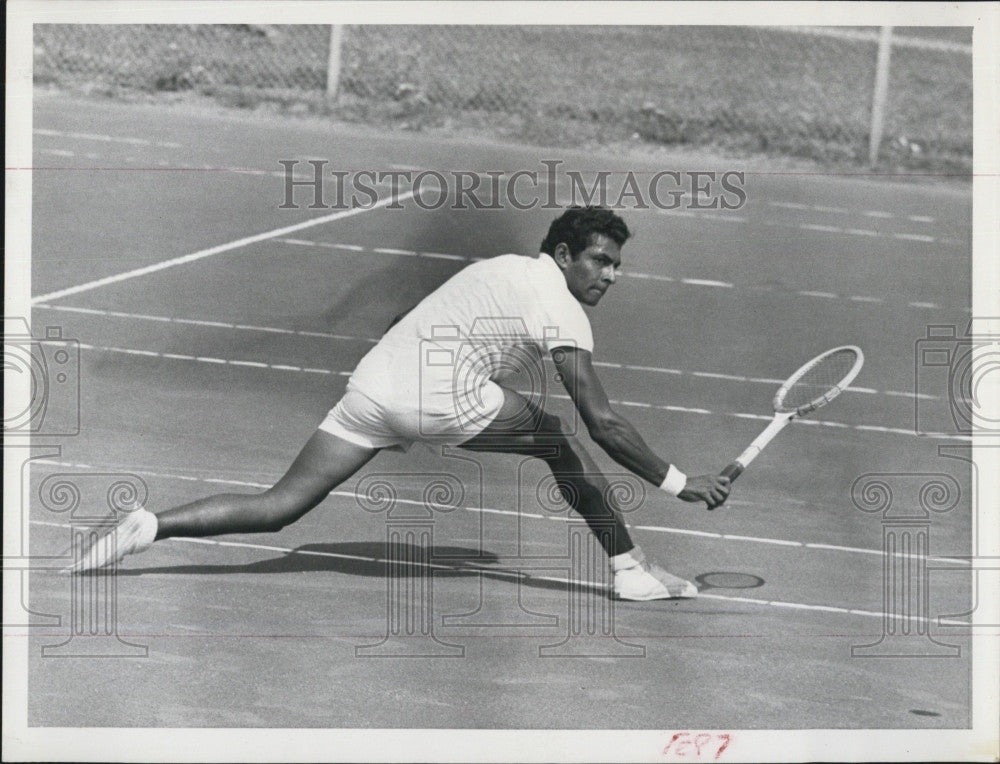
[553,233,622,306]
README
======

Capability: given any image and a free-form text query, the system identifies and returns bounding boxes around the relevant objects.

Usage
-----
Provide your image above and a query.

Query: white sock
[135,507,158,549]
[611,545,646,572]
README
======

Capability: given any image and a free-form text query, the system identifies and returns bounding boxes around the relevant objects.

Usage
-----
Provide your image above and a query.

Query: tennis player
[70,206,730,600]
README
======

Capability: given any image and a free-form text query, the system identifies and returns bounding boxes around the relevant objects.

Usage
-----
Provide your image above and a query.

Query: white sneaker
[611,546,698,601]
[62,505,158,574]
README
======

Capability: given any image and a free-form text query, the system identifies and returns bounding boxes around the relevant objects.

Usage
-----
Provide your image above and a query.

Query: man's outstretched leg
[460,388,696,600]
[66,430,378,573]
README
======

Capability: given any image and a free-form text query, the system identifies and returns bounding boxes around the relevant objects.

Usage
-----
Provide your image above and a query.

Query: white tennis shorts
[318,384,506,451]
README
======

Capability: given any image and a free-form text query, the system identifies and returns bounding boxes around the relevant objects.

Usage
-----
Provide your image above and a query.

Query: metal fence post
[868,26,894,168]
[326,25,344,102]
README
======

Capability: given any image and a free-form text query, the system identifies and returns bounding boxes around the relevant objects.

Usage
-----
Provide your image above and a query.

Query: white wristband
[659,465,687,497]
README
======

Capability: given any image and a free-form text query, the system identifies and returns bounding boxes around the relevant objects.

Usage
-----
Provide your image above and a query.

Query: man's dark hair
[539,206,631,258]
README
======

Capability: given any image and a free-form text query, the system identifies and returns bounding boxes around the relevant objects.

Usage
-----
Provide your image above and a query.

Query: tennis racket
[718,345,865,487]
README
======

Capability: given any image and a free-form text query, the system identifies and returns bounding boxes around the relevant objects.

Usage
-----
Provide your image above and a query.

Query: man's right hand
[678,475,732,510]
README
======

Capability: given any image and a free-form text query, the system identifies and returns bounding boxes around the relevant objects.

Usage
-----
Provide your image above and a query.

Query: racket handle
[720,461,744,482]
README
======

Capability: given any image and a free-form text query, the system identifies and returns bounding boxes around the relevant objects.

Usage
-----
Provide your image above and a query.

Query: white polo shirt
[341,253,593,442]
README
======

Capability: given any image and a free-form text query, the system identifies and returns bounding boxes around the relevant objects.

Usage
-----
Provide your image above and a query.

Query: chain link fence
[33,24,972,173]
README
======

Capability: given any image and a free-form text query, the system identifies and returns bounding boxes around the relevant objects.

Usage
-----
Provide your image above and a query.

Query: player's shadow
[319,260,464,334]
[122,541,570,594]
[316,207,533,334]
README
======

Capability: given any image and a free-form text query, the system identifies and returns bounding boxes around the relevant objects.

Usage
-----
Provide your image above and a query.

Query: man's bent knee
[536,409,567,438]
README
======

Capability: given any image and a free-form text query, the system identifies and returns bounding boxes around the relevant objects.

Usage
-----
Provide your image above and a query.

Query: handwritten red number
[691,734,711,756]
[714,734,731,760]
[662,733,685,755]
[664,733,731,760]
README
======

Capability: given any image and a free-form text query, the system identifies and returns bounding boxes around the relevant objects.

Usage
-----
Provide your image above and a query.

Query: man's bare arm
[552,347,730,507]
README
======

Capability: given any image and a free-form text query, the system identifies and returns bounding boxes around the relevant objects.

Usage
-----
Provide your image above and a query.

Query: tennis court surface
[24,95,976,729]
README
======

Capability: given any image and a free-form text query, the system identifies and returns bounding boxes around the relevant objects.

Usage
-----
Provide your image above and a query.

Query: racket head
[773,345,865,416]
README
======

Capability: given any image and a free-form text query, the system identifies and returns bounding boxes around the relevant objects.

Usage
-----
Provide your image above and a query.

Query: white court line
[30,190,418,305]
[34,303,942,404]
[592,361,933,402]
[71,341,350,376]
[680,277,734,288]
[31,511,971,626]
[659,209,746,224]
[34,127,182,149]
[33,303,379,343]
[546,392,969,441]
[800,223,843,234]
[37,321,977,437]
[272,238,962,311]
[622,272,675,283]
[760,218,954,246]
[768,200,935,224]
[31,459,973,568]
[885,389,937,401]
[277,237,469,262]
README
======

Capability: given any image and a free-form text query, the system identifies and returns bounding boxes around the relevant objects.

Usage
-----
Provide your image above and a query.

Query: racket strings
[778,348,860,412]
